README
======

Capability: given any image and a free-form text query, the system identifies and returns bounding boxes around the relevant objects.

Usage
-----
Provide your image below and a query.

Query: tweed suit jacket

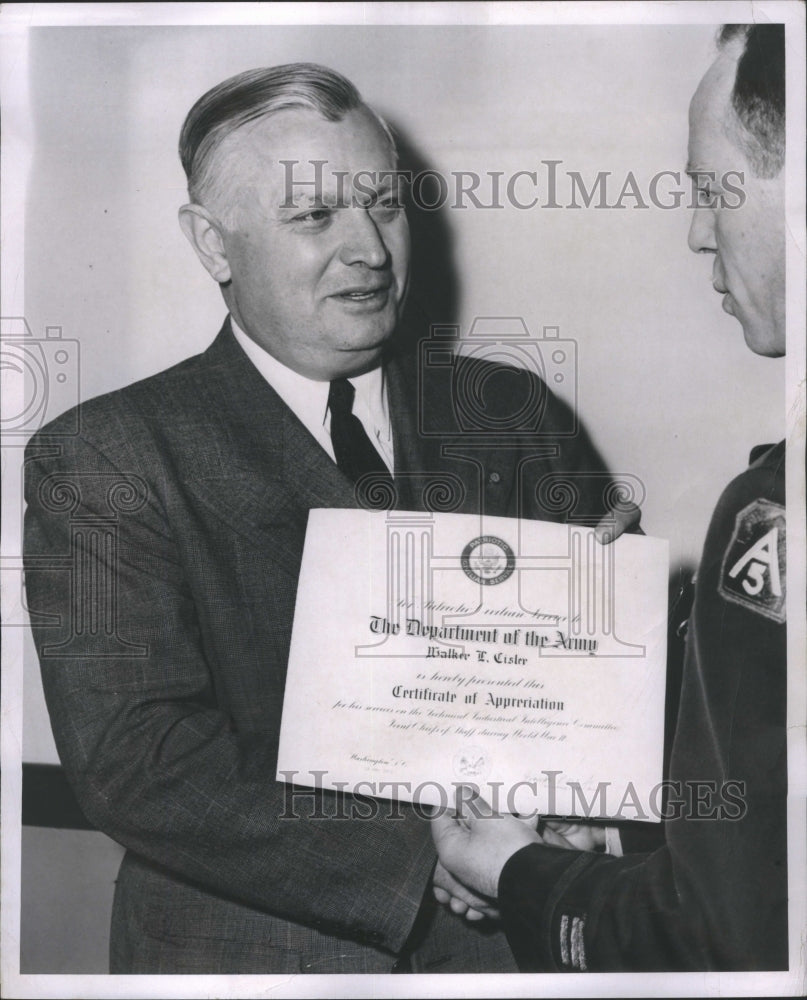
[24,318,615,973]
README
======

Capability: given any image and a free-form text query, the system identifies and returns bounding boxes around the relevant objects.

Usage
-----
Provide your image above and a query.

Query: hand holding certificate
[277,508,669,821]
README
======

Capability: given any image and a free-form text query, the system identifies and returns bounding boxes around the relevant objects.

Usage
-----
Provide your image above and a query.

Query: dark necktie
[328,378,392,484]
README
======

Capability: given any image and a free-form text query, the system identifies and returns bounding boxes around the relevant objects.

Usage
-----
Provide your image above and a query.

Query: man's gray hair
[179,62,396,216]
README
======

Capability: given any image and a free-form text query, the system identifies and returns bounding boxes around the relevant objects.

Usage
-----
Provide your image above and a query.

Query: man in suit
[432,24,789,972]
[24,62,634,974]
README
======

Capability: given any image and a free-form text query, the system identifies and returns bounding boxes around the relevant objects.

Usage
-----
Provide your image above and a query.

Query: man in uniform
[23,62,633,973]
[432,23,789,971]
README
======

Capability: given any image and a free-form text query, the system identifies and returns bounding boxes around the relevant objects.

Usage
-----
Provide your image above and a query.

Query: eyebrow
[357,180,399,202]
[685,164,715,177]
[277,177,403,212]
[277,191,340,210]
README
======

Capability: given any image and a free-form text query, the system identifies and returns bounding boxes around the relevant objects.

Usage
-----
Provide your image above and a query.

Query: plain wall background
[16,23,785,971]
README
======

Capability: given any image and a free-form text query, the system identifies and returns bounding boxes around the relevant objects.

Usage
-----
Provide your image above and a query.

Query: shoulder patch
[719,499,786,623]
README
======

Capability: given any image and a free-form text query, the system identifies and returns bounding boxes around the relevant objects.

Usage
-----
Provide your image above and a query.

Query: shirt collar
[231,316,331,431]
[229,316,391,467]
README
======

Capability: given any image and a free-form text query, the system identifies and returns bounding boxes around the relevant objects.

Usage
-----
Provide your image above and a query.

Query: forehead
[687,47,743,168]
[224,106,395,186]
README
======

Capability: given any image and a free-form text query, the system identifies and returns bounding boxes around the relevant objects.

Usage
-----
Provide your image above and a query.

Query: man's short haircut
[179,62,396,215]
[718,24,785,178]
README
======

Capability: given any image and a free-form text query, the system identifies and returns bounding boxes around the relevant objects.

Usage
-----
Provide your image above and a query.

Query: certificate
[277,508,669,821]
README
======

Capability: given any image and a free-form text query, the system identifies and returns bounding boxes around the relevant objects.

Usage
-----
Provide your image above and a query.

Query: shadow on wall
[393,123,462,350]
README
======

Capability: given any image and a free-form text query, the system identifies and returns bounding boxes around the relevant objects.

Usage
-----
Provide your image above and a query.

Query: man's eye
[369,201,403,222]
[295,209,332,225]
[696,184,719,207]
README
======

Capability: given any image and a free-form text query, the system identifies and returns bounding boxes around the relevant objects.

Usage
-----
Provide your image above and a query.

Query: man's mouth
[711,268,736,315]
[335,284,390,300]
[330,283,393,311]
[712,283,735,315]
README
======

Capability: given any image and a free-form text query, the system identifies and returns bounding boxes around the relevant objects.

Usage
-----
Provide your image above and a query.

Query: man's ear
[178,204,232,284]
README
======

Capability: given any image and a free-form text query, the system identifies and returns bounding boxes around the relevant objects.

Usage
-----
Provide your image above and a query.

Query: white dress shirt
[230,317,394,473]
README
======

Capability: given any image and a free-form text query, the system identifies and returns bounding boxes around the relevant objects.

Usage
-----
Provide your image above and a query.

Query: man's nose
[338,207,389,268]
[687,206,718,255]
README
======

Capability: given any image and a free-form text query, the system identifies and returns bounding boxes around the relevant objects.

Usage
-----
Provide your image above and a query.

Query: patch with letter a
[719,499,786,623]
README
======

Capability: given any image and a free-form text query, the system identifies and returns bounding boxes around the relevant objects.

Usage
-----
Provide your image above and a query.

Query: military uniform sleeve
[497,445,787,971]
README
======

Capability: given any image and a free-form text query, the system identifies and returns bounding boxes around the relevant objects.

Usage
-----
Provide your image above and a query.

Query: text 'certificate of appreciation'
[277,509,669,821]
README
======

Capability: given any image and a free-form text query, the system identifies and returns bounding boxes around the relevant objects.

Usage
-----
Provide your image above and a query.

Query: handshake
[431,790,607,921]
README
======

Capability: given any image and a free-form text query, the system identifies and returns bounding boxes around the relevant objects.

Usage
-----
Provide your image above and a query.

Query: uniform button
[488,471,501,484]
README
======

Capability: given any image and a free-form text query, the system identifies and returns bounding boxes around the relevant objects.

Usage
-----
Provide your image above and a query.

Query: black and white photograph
[1,2,805,997]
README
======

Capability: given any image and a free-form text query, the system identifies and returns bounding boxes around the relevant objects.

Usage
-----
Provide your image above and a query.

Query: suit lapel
[387,348,446,512]
[179,320,356,574]
[387,347,489,516]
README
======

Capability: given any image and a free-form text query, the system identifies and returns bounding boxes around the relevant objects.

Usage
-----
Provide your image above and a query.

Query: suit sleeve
[497,458,788,971]
[23,419,435,954]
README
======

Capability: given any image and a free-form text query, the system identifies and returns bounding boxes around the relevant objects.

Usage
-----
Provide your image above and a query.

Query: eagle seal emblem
[461,535,515,586]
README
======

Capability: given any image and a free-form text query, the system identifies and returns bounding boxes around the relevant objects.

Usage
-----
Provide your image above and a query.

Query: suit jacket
[497,442,788,972]
[24,318,615,973]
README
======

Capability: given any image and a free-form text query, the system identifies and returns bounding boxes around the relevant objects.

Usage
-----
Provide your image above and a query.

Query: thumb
[595,502,641,544]
[430,806,465,848]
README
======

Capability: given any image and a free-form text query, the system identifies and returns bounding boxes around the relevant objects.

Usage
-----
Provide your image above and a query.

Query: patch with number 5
[719,499,786,622]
